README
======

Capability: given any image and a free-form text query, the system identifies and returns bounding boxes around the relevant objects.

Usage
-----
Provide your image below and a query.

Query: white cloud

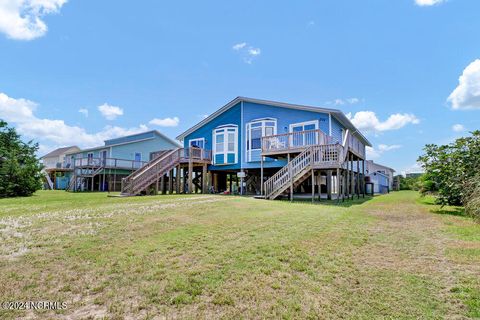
[414,0,444,6]
[149,117,179,127]
[366,144,402,159]
[0,0,67,40]
[232,42,246,50]
[78,108,88,117]
[232,42,261,64]
[447,59,480,110]
[0,92,147,149]
[452,124,465,132]
[98,103,123,120]
[329,97,360,106]
[0,92,36,122]
[347,111,420,132]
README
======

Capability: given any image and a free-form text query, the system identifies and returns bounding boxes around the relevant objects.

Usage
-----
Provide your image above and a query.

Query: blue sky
[0,0,479,174]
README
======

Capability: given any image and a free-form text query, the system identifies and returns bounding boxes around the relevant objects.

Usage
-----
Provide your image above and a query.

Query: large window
[189,138,205,149]
[213,125,238,165]
[246,118,277,162]
[289,120,319,147]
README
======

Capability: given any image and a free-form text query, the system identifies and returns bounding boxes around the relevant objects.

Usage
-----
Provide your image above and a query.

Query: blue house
[171,97,372,200]
[66,130,180,192]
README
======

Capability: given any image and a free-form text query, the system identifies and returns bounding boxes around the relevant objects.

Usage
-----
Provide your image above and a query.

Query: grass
[0,190,479,319]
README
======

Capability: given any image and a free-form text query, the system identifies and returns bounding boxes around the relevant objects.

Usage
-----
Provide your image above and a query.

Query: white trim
[241,101,244,169]
[288,120,319,133]
[246,118,277,162]
[342,129,349,147]
[212,125,238,165]
[189,138,205,148]
[328,113,332,136]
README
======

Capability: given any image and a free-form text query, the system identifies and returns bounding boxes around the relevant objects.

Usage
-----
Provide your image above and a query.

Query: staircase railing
[264,144,346,199]
[122,148,180,195]
[121,147,212,195]
[264,147,312,199]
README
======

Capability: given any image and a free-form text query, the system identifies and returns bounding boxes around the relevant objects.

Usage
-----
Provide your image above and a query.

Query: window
[134,152,142,168]
[189,138,205,149]
[213,125,238,165]
[246,118,277,162]
[87,152,94,165]
[289,120,319,146]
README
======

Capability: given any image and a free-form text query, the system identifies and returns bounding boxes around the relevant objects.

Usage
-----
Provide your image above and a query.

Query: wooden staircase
[264,144,344,200]
[121,148,181,196]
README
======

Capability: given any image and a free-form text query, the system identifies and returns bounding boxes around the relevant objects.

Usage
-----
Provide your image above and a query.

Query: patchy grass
[0,190,479,319]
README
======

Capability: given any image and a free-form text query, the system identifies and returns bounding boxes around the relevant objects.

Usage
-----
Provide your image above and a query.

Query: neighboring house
[144,96,372,201]
[365,160,395,194]
[40,146,81,190]
[66,130,180,192]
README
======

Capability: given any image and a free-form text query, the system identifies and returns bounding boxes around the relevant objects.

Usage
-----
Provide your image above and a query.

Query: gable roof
[103,130,181,148]
[366,160,396,173]
[41,146,80,159]
[65,130,181,155]
[176,97,372,147]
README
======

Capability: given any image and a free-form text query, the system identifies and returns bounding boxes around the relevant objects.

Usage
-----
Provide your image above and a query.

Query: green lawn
[0,191,479,319]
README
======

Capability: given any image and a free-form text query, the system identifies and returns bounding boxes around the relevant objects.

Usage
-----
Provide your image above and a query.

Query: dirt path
[357,198,480,319]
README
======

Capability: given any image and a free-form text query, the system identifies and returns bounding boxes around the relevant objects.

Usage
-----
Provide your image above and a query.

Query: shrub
[0,120,43,197]
[418,131,480,207]
[464,174,480,221]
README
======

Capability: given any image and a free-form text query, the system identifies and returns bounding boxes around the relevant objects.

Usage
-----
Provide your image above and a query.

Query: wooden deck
[261,128,365,160]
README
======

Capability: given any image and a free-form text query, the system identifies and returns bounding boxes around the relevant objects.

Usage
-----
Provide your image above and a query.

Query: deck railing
[262,129,334,154]
[73,157,148,169]
[344,132,365,158]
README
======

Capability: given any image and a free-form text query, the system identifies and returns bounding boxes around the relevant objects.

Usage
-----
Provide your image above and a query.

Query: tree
[0,120,43,197]
[418,131,480,207]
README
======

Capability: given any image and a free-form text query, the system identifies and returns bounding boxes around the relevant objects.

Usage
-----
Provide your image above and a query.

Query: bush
[418,131,480,207]
[464,175,480,221]
[0,120,43,197]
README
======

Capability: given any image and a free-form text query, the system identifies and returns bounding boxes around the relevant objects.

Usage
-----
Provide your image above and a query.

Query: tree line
[418,130,480,221]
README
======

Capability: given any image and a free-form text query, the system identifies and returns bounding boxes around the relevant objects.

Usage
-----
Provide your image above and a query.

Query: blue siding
[104,131,156,146]
[184,103,242,171]
[68,132,178,162]
[241,101,330,169]
[111,135,177,161]
[181,99,356,172]
[330,116,343,144]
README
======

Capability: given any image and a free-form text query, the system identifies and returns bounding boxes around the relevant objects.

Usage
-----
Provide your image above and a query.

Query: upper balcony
[261,129,335,156]
[261,128,366,159]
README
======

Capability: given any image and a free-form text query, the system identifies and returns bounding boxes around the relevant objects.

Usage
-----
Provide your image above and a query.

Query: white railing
[264,144,345,199]
[262,129,334,153]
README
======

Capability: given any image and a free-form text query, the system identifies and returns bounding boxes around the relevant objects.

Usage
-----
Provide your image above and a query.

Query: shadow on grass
[418,195,468,218]
[431,207,467,217]
[278,196,374,207]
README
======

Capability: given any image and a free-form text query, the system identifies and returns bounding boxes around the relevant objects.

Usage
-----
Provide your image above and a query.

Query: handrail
[262,129,334,153]
[121,147,212,195]
[264,147,312,199]
[263,144,345,199]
